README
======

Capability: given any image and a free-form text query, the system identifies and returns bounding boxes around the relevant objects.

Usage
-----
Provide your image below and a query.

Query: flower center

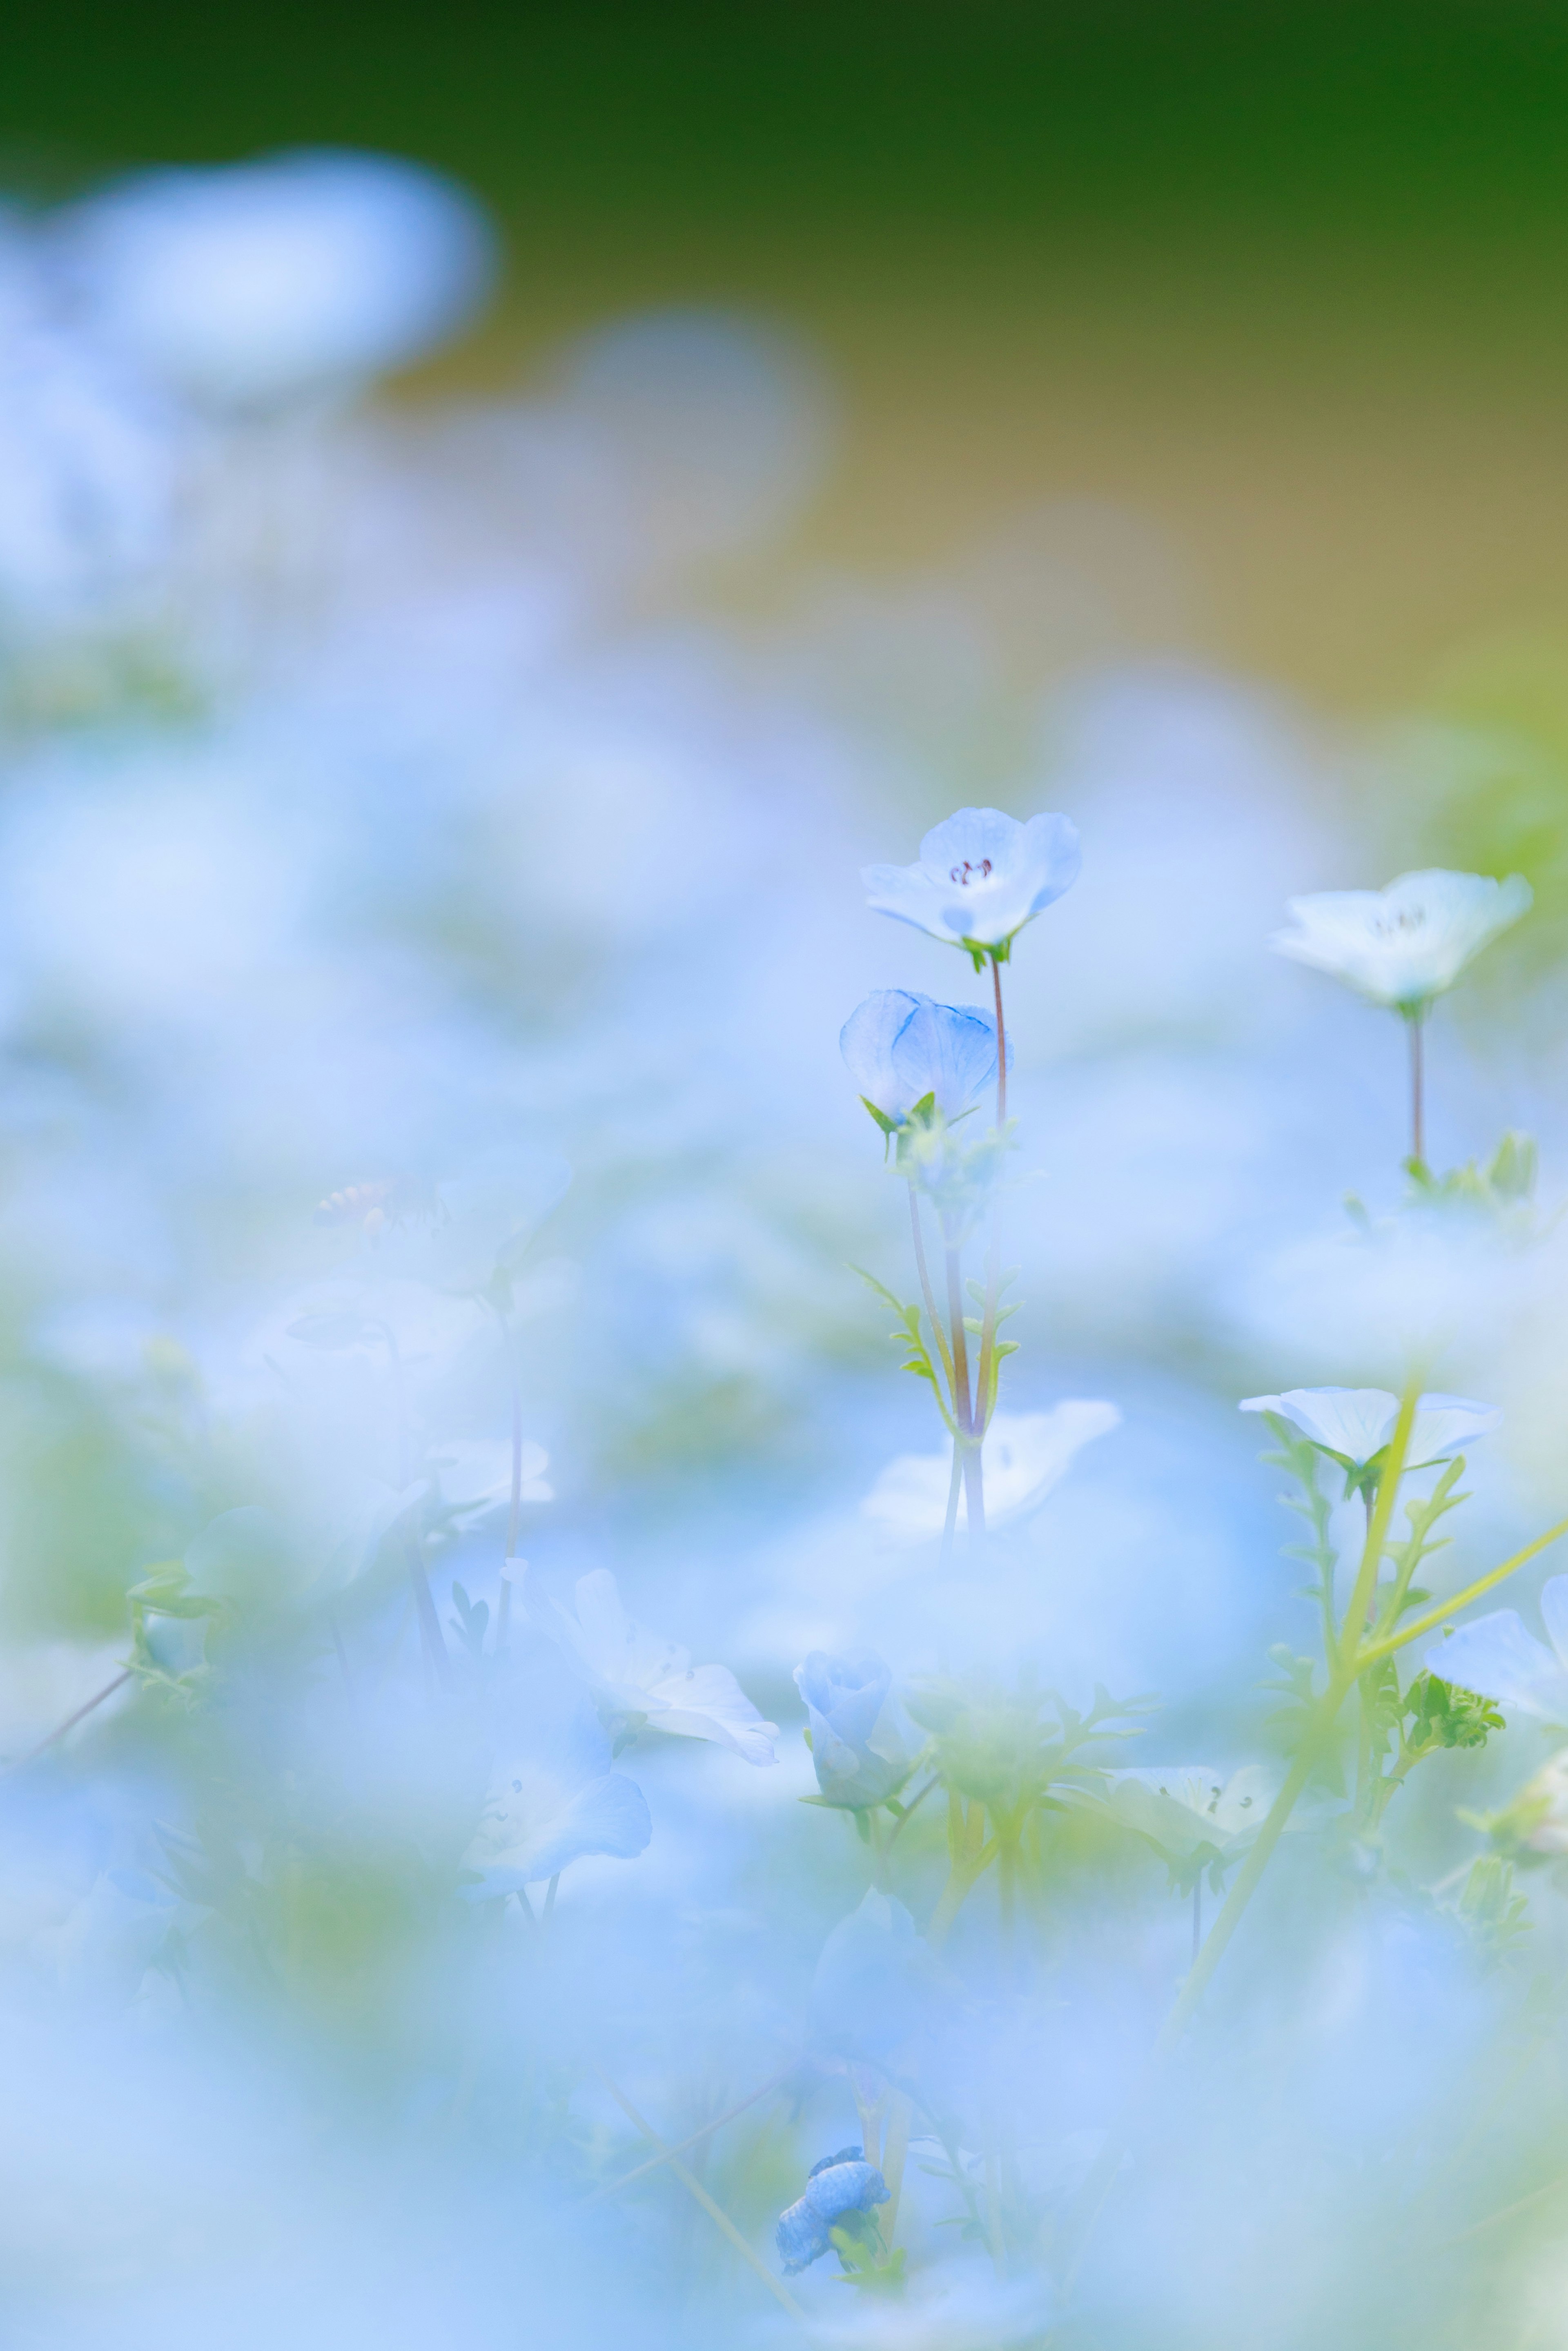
[949,857,993,885]
[1372,908,1428,936]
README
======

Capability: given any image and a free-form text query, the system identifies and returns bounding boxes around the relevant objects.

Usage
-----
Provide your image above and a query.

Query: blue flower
[862,806,1080,957]
[795,1650,911,1808]
[460,1676,651,1899]
[809,1888,942,2063]
[776,2149,889,2273]
[840,988,1004,1133]
[1423,1575,1568,1723]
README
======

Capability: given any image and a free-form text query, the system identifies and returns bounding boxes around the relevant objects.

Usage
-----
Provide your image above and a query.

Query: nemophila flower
[534,1569,777,1764]
[795,1650,912,1808]
[368,1146,571,1299]
[776,2149,889,2275]
[1106,1763,1279,1875]
[862,1402,1120,1543]
[428,1437,552,1516]
[1271,869,1532,1015]
[1241,1387,1500,1488]
[840,989,1004,1133]
[862,806,1081,961]
[61,149,497,413]
[1484,1750,1568,1856]
[460,1683,651,1900]
[809,1888,943,2063]
[1423,1576,1568,1725]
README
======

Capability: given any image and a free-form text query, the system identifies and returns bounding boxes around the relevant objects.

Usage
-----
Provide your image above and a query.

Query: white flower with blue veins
[840,988,1005,1131]
[1105,1763,1280,1863]
[862,1401,1120,1542]
[1241,1387,1500,1478]
[862,805,1081,959]
[1424,1575,1568,1723]
[461,1684,652,1899]
[1271,868,1532,1013]
[534,1568,778,1764]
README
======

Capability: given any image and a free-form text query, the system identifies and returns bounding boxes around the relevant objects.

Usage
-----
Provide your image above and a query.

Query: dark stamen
[949,857,993,884]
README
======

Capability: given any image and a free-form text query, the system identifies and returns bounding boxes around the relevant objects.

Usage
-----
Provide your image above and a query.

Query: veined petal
[1240,1387,1397,1465]
[1537,1575,1568,1676]
[1424,1610,1568,1721]
[840,989,923,1117]
[1272,868,1531,1008]
[889,996,1000,1120]
[859,864,963,945]
[918,806,1025,876]
[1408,1394,1503,1463]
[644,1660,778,1764]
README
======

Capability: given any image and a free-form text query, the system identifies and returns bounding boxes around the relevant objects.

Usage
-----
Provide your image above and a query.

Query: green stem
[997,1826,1017,1984]
[882,1773,937,1857]
[880,2091,914,2238]
[1360,1515,1568,1669]
[927,1798,993,1948]
[596,2069,809,2325]
[973,955,1007,1437]
[909,1182,955,1394]
[1066,1390,1426,2280]
[940,1438,962,1569]
[576,2067,793,2211]
[2,1666,133,1773]
[945,1242,986,1535]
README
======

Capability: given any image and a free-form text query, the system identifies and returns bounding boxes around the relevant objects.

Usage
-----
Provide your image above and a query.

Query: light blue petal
[890,998,998,1119]
[859,864,962,942]
[1538,1576,1568,1674]
[804,2160,889,2223]
[935,874,1040,946]
[776,2195,831,2273]
[1253,1387,1396,1463]
[795,1650,891,1747]
[810,1888,941,2059]
[1408,1393,1503,1462]
[468,1767,652,1895]
[1424,1611,1568,1719]
[840,991,921,1116]
[918,807,1023,876]
[1020,811,1082,908]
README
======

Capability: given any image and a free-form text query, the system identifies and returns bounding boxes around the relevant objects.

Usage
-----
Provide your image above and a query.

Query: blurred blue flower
[460,1681,651,1899]
[795,1650,911,1808]
[1271,869,1532,1014]
[1424,1575,1568,1722]
[809,1888,942,2063]
[536,1569,777,1764]
[62,147,498,412]
[776,2148,889,2273]
[862,805,1080,955]
[840,989,1004,1131]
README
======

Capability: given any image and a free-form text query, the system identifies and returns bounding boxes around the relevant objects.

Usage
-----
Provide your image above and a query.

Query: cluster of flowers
[748,811,1552,2292]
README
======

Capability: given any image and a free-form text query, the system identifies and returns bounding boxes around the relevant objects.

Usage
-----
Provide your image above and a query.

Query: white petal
[862,1402,1119,1541]
[644,1661,778,1764]
[1241,1387,1396,1464]
[1408,1394,1501,1463]
[1424,1610,1568,1720]
[1537,1576,1568,1676]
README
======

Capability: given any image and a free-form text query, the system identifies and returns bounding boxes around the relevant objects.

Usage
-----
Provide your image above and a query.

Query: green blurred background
[10,0,1568,706]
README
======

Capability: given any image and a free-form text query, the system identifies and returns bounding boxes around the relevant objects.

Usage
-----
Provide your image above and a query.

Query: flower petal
[1424,1610,1568,1720]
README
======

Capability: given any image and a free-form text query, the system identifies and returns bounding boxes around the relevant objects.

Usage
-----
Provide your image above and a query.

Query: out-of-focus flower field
[8,11,1568,2346]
